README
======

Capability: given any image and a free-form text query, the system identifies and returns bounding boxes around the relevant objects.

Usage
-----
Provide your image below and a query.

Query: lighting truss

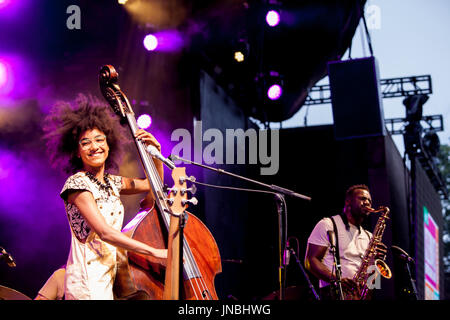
[385,114,444,136]
[304,74,447,198]
[304,75,432,105]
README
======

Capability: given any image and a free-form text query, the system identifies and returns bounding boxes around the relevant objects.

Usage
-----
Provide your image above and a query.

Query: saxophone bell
[374,259,392,279]
[347,205,392,300]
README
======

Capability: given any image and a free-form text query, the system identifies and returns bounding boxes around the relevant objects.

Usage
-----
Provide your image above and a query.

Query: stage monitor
[328,56,386,140]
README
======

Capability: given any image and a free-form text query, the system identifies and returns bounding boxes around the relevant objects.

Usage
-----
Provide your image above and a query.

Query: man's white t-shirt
[307,214,372,288]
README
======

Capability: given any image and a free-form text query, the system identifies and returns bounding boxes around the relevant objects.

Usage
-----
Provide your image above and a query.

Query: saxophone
[344,206,392,300]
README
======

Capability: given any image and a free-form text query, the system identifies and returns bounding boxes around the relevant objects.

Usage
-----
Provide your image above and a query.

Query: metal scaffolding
[305,75,432,105]
[304,74,447,198]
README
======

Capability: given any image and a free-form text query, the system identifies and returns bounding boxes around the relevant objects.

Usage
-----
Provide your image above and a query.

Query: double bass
[99,65,221,300]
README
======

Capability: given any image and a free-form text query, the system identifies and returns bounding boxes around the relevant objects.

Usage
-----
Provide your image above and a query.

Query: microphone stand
[288,247,320,300]
[391,246,418,300]
[329,244,344,300]
[405,261,418,300]
[276,193,287,300]
[170,155,311,300]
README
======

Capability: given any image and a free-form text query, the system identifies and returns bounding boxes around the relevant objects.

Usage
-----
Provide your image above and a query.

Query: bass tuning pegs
[179,175,196,184]
[182,197,198,206]
[181,184,197,195]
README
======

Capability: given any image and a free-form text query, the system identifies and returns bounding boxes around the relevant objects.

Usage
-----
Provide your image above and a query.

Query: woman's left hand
[135,128,164,183]
[135,129,161,151]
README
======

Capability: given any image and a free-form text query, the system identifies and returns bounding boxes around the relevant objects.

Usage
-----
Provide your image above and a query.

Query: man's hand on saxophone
[374,242,388,260]
[305,184,392,300]
[340,278,359,295]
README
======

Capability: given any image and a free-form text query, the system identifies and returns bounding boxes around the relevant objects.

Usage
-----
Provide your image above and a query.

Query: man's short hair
[345,184,370,201]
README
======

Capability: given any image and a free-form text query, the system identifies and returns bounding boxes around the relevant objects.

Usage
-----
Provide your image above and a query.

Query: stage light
[233,38,249,63]
[143,34,158,51]
[142,30,184,52]
[0,62,7,88]
[263,70,284,101]
[234,51,245,63]
[0,59,13,96]
[267,84,282,100]
[137,114,152,129]
[118,0,128,5]
[266,10,280,27]
[422,131,440,158]
[403,94,429,122]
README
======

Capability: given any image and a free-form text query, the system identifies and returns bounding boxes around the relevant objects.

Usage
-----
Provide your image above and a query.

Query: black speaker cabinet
[328,56,386,140]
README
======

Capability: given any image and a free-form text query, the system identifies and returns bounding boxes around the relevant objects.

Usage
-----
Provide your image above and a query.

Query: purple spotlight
[143,30,184,52]
[143,34,158,51]
[0,55,36,99]
[267,84,282,100]
[0,0,11,9]
[137,114,152,129]
[0,59,13,95]
[266,10,280,27]
[0,61,7,87]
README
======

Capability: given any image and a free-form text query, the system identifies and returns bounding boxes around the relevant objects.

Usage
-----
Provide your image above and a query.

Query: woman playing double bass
[43,94,167,300]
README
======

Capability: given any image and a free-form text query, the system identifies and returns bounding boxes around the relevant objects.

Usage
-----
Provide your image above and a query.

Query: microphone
[391,245,415,263]
[327,230,336,249]
[146,145,176,170]
[0,247,16,268]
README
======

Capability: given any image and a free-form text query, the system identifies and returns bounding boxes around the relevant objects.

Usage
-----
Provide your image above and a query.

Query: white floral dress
[60,172,124,300]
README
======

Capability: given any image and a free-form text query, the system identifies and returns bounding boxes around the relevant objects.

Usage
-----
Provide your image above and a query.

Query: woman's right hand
[150,248,168,260]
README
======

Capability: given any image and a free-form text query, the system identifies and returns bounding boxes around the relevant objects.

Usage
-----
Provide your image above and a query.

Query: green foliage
[438,144,450,272]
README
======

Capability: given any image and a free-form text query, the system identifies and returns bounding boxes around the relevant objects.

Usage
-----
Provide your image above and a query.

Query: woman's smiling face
[78,128,109,171]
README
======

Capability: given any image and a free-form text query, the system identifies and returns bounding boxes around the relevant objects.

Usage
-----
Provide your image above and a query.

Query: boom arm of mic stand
[171,155,311,300]
[170,155,311,201]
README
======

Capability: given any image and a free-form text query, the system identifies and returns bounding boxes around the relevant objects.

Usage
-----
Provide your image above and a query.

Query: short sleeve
[60,173,91,201]
[307,217,334,247]
[108,174,122,194]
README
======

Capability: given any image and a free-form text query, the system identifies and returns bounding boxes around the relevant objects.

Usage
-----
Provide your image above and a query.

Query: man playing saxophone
[304,184,388,300]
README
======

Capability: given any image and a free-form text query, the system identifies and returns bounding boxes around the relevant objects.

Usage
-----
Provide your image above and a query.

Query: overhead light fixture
[143,34,158,51]
[234,51,245,63]
[137,114,152,129]
[0,61,7,88]
[233,38,249,63]
[267,83,282,100]
[422,131,440,158]
[142,30,185,52]
[265,70,283,100]
[403,94,429,122]
[0,58,14,96]
[0,0,11,9]
[265,10,280,27]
